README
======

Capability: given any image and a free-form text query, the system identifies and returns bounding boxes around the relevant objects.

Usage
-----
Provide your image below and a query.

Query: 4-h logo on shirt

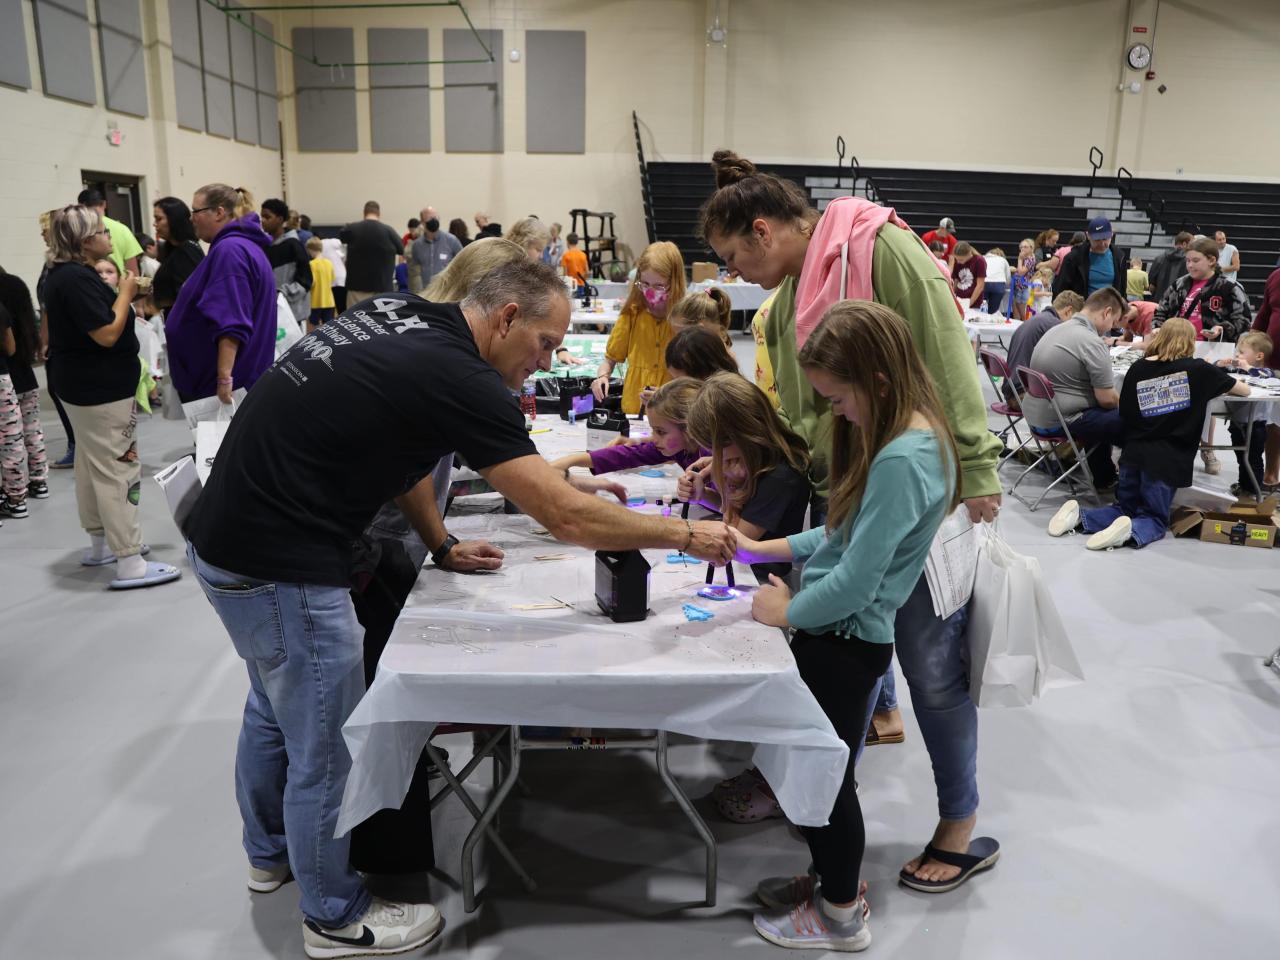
[1136,371,1191,417]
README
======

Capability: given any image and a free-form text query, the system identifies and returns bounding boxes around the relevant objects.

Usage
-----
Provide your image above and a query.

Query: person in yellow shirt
[591,241,686,414]
[306,237,336,332]
[561,233,589,286]
[750,289,781,407]
[1125,256,1149,301]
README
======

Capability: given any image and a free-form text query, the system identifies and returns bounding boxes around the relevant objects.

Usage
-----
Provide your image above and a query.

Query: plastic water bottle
[520,379,537,420]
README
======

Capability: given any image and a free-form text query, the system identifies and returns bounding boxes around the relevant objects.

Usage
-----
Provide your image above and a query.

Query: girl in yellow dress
[591,241,686,414]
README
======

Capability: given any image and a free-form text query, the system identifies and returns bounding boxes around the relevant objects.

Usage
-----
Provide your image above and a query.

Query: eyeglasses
[637,280,670,293]
[191,206,215,216]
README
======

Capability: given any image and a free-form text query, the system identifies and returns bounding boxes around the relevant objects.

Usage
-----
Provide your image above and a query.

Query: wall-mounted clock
[1127,43,1153,70]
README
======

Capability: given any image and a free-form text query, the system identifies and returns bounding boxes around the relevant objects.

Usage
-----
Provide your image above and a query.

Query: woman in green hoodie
[699,150,1002,894]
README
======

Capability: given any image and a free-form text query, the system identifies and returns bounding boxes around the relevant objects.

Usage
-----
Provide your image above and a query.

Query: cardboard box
[1171,497,1278,548]
[691,261,720,283]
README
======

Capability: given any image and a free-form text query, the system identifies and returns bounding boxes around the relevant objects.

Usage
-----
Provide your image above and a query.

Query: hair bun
[711,150,757,188]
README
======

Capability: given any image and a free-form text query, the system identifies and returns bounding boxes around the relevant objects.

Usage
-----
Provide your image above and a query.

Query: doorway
[80,171,144,235]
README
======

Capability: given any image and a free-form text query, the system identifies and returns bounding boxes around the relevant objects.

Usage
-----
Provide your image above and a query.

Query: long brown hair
[798,300,961,535]
[645,377,701,431]
[620,241,687,318]
[698,150,818,244]
[685,372,810,523]
[670,287,732,345]
[664,326,738,379]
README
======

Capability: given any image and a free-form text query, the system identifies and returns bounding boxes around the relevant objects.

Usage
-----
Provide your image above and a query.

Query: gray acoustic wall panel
[368,28,429,153]
[0,0,32,90]
[253,14,276,95]
[233,83,257,143]
[98,0,147,116]
[258,92,279,149]
[197,0,230,79]
[204,74,234,138]
[173,59,205,130]
[168,0,200,63]
[525,30,584,154]
[292,28,356,152]
[32,0,96,106]
[228,6,255,85]
[443,28,501,153]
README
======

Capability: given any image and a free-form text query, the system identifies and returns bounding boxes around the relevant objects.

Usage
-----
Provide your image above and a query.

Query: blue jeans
[857,574,978,820]
[1080,465,1173,548]
[188,544,371,928]
[853,665,899,766]
[1068,407,1125,487]
[983,282,1007,316]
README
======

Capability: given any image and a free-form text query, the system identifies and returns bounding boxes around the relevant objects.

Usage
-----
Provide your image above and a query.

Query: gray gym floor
[2,346,1277,959]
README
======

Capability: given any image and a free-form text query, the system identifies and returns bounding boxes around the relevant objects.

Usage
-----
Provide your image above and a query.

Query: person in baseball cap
[1053,215,1127,300]
[921,217,958,267]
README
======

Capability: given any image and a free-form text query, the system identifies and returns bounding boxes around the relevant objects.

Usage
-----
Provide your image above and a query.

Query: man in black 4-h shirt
[183,259,733,959]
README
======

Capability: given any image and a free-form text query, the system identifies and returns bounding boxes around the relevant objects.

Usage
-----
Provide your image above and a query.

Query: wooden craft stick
[534,553,573,561]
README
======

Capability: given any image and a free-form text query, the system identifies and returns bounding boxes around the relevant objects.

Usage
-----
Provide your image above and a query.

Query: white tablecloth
[593,281,771,312]
[963,308,1022,341]
[570,307,620,328]
[336,513,849,834]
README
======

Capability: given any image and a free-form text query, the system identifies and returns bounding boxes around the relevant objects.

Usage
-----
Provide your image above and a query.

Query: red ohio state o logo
[1208,295,1223,312]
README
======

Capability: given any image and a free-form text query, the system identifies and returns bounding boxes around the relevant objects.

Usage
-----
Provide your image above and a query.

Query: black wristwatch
[431,534,460,567]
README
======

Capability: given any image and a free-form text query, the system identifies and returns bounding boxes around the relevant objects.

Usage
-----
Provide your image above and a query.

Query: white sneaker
[1047,500,1080,537]
[1086,516,1132,551]
[303,898,442,959]
[247,862,291,893]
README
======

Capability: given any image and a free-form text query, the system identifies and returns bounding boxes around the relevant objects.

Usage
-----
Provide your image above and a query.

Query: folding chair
[978,348,1030,472]
[1008,366,1104,511]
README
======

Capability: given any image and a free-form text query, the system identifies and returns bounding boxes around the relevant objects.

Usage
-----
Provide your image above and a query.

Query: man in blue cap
[1054,216,1128,300]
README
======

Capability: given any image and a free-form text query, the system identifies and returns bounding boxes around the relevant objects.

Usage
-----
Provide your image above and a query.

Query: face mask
[425,218,440,232]
[643,287,669,311]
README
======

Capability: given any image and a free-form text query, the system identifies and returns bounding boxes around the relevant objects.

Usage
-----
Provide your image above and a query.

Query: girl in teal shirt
[732,301,960,954]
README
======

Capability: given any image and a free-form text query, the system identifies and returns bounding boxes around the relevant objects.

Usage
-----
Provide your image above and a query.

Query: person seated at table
[682,371,812,586]
[730,301,962,953]
[591,241,686,414]
[1002,290,1084,406]
[1047,318,1249,549]
[1216,331,1274,497]
[552,377,704,477]
[1022,287,1128,488]
[670,287,733,346]
[1114,299,1156,343]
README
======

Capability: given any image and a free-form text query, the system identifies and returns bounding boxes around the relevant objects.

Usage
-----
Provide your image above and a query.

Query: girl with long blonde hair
[730,301,961,951]
[591,240,687,413]
[669,287,733,346]
[1050,316,1249,550]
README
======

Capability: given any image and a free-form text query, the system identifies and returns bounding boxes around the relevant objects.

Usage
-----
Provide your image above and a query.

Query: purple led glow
[697,585,739,601]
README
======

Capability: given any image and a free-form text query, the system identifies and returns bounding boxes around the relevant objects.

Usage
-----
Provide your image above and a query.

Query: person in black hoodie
[260,197,312,323]
[1148,232,1192,300]
[1053,216,1128,300]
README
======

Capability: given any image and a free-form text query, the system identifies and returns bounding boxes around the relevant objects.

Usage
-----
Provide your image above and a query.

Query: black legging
[347,538,436,874]
[45,359,75,446]
[792,630,894,904]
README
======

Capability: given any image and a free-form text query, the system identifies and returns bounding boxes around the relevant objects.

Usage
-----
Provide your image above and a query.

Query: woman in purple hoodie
[165,184,277,404]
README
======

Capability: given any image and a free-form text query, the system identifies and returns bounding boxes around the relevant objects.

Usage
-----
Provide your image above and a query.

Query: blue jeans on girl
[188,543,372,928]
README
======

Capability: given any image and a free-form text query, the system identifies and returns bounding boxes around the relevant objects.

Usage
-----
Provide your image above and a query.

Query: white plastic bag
[966,525,1084,707]
[275,291,303,358]
[181,389,246,434]
[195,419,231,485]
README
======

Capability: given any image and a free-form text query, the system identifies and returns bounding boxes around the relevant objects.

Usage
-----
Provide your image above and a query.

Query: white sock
[88,534,110,559]
[820,896,858,923]
[116,553,147,580]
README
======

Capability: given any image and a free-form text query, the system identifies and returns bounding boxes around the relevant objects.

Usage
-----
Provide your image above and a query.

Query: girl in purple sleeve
[551,378,704,475]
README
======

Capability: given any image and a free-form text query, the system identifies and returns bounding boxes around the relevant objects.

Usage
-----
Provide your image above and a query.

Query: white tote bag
[966,525,1084,707]
[181,389,247,435]
[275,291,304,358]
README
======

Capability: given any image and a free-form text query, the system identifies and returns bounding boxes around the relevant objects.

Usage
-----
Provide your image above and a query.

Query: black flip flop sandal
[898,838,1000,893]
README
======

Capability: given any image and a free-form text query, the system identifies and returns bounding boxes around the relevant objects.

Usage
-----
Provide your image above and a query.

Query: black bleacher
[649,161,1279,304]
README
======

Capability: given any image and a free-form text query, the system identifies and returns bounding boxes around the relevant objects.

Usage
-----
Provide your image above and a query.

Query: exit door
[81,171,144,235]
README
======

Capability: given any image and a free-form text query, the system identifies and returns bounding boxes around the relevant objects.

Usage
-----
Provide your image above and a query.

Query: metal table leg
[426,734,535,897]
[655,731,717,907]
[461,726,526,912]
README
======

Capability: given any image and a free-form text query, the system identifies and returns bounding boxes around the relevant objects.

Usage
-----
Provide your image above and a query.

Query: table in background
[569,305,620,329]
[964,308,1021,349]
[592,281,771,313]
[336,511,847,910]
